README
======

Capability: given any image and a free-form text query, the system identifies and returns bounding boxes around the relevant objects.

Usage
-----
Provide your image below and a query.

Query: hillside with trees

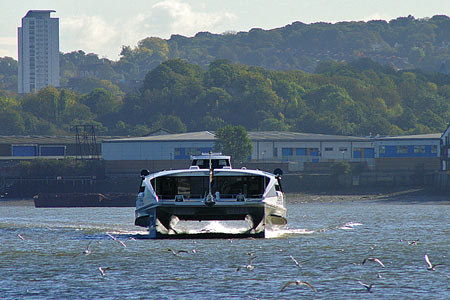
[104,14,450,87]
[0,15,450,137]
[0,57,449,137]
[1,14,449,96]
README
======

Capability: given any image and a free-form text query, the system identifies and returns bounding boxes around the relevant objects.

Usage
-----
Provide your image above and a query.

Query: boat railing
[157,193,263,203]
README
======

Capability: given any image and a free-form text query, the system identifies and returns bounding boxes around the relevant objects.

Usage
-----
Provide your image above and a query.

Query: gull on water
[424,254,443,271]
[358,281,374,293]
[18,234,25,240]
[362,257,385,268]
[280,280,317,292]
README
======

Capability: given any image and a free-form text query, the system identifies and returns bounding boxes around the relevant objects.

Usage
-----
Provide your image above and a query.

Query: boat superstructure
[135,153,286,238]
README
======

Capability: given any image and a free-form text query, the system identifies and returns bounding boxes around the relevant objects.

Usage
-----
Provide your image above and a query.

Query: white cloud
[58,0,236,60]
[0,36,16,46]
[147,0,236,37]
[60,15,117,57]
[0,37,17,59]
[362,13,396,22]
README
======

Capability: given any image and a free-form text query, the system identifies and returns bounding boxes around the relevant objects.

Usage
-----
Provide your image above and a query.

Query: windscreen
[151,175,268,199]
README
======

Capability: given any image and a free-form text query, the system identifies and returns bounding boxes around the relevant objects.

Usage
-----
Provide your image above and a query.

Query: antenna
[74,124,100,160]
[204,151,215,207]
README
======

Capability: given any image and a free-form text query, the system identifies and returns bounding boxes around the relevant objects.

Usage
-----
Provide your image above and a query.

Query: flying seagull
[98,267,114,276]
[424,254,443,271]
[83,241,92,255]
[358,281,374,293]
[107,233,127,247]
[106,233,117,240]
[73,241,92,257]
[236,256,257,272]
[362,257,385,268]
[289,255,303,269]
[17,234,25,240]
[401,239,420,245]
[408,239,419,246]
[280,280,317,292]
[166,248,188,257]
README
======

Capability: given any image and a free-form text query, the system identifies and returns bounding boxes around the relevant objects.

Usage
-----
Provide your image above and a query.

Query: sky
[1,0,449,61]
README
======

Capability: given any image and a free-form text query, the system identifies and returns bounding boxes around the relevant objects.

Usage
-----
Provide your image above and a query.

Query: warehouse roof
[0,132,442,145]
[103,131,371,143]
[375,133,441,141]
[103,131,216,142]
[0,136,123,145]
[248,131,369,141]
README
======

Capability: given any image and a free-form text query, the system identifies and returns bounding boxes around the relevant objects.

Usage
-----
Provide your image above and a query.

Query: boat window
[266,185,277,197]
[192,159,230,169]
[214,176,267,198]
[275,183,281,192]
[151,175,268,199]
[151,176,208,199]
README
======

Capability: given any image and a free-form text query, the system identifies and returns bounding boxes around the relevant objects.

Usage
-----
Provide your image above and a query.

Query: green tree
[0,107,25,134]
[214,125,252,163]
[81,88,117,118]
[330,161,351,175]
[138,37,169,60]
[151,114,187,133]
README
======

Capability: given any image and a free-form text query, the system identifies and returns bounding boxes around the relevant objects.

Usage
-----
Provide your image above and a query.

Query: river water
[0,198,449,299]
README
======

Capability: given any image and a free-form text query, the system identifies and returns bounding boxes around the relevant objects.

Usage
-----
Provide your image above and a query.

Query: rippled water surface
[1,199,449,299]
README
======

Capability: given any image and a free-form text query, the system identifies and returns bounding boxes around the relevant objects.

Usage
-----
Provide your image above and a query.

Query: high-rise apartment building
[18,10,60,93]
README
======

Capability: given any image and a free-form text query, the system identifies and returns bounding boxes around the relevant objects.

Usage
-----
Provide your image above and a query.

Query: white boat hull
[135,199,286,238]
[135,159,287,238]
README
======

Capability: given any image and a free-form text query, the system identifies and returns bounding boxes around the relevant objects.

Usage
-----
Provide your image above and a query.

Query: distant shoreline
[287,188,450,205]
[1,187,449,206]
[0,198,34,206]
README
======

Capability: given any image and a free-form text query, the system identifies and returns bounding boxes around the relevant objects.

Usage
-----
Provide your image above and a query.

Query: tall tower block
[18,10,60,93]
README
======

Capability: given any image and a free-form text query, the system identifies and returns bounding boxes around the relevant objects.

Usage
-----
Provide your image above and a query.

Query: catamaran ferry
[135,153,287,238]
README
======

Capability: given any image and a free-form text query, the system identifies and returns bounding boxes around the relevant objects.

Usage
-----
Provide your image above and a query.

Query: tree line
[0,57,449,137]
[1,14,449,96]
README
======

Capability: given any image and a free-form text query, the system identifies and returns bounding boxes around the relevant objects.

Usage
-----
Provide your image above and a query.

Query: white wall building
[249,132,374,171]
[102,132,216,161]
[18,10,60,93]
[102,131,375,172]
[102,131,443,174]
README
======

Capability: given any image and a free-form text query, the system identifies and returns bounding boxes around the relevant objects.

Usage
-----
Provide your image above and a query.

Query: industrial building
[0,135,107,160]
[101,131,441,175]
[18,10,60,93]
[0,130,443,175]
[439,125,450,171]
[374,134,441,171]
